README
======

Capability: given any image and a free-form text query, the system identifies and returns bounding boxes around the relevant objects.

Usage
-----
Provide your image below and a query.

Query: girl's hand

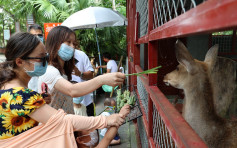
[106,114,125,127]
[73,66,81,77]
[99,72,125,87]
[119,104,130,117]
[41,93,51,104]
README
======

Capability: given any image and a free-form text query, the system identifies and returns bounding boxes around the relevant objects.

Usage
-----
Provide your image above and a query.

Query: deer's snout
[163,75,170,86]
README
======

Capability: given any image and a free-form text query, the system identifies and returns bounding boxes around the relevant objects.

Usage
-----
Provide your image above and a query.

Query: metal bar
[149,0,237,41]
[94,28,102,74]
[136,89,149,135]
[138,34,149,44]
[148,96,153,137]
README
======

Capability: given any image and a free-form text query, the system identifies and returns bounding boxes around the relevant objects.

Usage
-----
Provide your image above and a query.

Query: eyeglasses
[23,53,49,67]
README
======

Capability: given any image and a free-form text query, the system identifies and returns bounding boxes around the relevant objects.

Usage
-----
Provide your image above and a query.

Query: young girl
[0,32,129,147]
[37,26,124,114]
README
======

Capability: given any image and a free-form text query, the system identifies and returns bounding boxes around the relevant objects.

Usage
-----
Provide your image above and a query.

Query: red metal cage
[126,0,237,147]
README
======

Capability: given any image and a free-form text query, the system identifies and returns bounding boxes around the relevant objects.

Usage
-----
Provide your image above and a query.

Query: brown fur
[163,40,237,148]
[211,57,236,118]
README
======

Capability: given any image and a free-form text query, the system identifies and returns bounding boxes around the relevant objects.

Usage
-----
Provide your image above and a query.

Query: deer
[163,40,237,148]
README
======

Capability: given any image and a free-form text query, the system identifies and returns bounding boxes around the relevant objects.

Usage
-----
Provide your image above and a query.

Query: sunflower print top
[0,87,45,139]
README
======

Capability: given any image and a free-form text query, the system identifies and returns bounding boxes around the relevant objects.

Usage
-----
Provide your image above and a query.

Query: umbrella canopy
[62,6,127,74]
[61,6,127,29]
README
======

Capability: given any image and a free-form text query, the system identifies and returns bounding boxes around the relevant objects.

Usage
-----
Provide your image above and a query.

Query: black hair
[0,32,40,88]
[103,52,111,60]
[104,98,112,106]
[28,24,43,33]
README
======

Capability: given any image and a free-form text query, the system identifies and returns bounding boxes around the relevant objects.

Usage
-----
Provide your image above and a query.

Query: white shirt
[100,112,111,136]
[71,50,94,106]
[37,65,63,94]
[38,65,74,114]
[28,77,39,92]
[107,60,118,73]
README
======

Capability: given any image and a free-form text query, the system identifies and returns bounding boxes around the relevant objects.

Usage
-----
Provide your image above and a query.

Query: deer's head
[163,40,218,90]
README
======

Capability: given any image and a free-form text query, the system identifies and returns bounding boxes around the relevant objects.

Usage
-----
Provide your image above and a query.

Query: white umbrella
[62,7,127,74]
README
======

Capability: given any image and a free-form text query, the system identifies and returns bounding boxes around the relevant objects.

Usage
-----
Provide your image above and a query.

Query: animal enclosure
[126,0,237,147]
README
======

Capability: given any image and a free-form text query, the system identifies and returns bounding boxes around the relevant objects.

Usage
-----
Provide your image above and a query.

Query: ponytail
[0,61,16,88]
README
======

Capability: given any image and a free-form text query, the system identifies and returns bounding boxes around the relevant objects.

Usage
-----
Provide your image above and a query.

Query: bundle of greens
[116,89,136,112]
[125,66,162,76]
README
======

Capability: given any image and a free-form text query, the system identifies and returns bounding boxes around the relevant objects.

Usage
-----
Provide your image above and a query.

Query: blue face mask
[25,61,48,77]
[73,96,85,104]
[58,43,74,61]
[37,36,44,43]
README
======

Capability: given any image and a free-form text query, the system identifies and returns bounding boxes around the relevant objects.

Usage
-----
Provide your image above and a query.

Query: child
[100,98,121,145]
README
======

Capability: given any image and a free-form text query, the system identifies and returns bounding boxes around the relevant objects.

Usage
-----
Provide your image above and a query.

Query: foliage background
[0,0,127,62]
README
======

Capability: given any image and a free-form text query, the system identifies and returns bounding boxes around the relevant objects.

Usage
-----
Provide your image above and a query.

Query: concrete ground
[95,92,138,148]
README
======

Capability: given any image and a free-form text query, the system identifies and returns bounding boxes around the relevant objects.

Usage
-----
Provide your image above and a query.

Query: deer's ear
[204,44,218,70]
[175,40,197,74]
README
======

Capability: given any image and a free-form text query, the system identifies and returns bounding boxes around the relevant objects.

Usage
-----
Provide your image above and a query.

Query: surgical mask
[58,43,74,61]
[37,36,44,43]
[24,61,48,77]
[73,96,85,104]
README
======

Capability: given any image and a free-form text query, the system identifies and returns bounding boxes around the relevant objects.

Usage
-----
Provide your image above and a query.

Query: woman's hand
[119,104,130,118]
[73,66,81,77]
[41,93,51,104]
[106,114,125,127]
[99,72,125,87]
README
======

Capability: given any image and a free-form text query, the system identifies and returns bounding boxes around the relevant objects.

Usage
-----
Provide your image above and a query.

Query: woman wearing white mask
[0,32,130,147]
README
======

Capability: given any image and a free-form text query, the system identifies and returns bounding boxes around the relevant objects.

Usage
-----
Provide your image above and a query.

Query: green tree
[0,0,127,63]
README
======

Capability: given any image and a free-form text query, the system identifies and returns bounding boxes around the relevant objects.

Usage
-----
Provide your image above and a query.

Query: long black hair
[0,32,40,88]
[46,26,76,80]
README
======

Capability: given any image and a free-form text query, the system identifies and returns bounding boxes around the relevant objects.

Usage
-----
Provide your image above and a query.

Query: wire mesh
[136,0,148,37]
[153,0,206,29]
[212,35,233,53]
[137,76,149,120]
[153,106,176,148]
[137,116,149,148]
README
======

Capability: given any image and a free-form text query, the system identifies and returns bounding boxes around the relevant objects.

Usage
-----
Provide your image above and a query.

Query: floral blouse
[0,87,45,139]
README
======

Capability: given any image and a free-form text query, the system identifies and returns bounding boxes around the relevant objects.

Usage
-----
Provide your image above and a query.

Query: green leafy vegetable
[125,66,162,76]
[116,89,136,112]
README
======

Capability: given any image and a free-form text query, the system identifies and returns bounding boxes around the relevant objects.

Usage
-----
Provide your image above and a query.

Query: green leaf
[125,66,162,76]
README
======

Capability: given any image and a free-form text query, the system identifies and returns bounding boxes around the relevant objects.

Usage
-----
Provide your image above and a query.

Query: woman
[38,26,125,114]
[0,32,129,147]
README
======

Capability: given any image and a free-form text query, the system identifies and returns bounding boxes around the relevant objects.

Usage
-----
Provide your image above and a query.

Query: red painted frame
[127,0,237,147]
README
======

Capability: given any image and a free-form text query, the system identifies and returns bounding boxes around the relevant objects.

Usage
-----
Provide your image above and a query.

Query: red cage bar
[127,0,237,147]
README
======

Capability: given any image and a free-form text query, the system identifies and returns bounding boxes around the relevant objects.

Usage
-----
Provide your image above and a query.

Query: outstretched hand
[106,114,125,127]
[99,72,125,87]
[119,104,130,118]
